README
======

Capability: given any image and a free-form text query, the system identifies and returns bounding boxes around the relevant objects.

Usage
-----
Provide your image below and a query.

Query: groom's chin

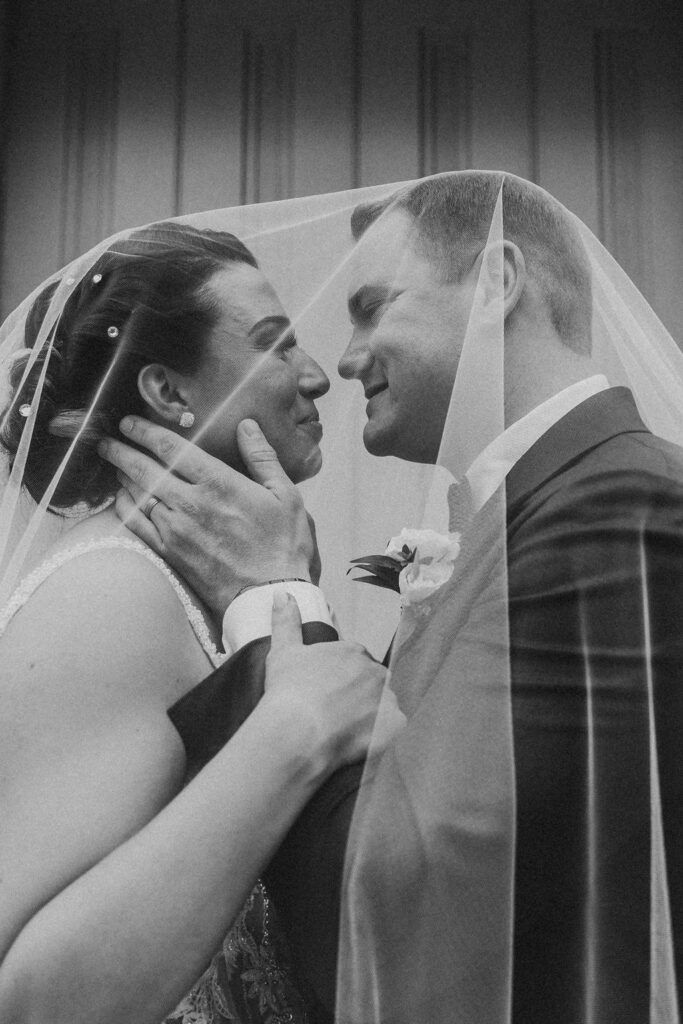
[362,419,396,459]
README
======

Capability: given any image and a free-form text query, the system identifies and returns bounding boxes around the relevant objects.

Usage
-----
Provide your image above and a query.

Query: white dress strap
[0,536,228,668]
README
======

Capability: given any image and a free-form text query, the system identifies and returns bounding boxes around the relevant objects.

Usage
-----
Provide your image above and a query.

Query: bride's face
[181,262,330,483]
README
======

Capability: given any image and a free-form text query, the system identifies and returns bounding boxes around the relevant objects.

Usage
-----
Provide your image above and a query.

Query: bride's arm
[0,550,390,1024]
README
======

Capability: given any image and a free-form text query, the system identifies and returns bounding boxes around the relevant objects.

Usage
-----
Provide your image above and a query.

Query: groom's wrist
[222,581,335,654]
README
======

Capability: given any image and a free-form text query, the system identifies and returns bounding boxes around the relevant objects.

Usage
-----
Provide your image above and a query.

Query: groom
[101,173,683,1021]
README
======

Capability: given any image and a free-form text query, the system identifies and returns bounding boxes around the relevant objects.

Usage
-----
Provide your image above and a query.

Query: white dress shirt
[466,375,609,511]
[222,375,610,653]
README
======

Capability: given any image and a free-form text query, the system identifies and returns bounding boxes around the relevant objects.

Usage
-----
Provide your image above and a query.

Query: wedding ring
[142,495,160,519]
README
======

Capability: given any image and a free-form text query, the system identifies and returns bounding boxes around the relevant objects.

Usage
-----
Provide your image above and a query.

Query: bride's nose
[298,351,330,398]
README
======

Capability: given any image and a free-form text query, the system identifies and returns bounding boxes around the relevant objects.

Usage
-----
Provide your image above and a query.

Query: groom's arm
[508,466,683,1022]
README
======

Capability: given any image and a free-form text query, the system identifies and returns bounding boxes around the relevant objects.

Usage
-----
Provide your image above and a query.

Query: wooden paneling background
[1,0,682,337]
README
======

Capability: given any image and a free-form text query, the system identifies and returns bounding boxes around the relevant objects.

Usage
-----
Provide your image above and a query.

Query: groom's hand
[265,592,405,772]
[97,416,317,617]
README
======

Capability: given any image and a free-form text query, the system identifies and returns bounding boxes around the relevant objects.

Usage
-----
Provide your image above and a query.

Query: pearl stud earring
[179,411,195,429]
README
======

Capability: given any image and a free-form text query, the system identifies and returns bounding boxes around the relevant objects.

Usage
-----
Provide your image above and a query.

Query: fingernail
[97,440,109,458]
[240,418,260,437]
[120,416,134,434]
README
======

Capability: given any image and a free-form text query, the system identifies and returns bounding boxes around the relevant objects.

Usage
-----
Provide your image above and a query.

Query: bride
[0,220,400,1024]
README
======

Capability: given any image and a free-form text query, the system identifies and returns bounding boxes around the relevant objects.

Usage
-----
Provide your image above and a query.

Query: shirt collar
[465,375,610,511]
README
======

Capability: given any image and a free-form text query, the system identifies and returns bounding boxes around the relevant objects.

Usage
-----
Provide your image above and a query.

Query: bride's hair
[0,222,257,511]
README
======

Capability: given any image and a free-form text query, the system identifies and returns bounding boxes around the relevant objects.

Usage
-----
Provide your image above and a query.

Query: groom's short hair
[351,172,593,352]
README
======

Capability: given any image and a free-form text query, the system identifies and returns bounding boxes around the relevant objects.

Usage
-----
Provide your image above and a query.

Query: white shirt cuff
[222,581,335,654]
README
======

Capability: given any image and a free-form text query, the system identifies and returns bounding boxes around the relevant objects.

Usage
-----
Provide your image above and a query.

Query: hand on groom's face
[97,417,318,618]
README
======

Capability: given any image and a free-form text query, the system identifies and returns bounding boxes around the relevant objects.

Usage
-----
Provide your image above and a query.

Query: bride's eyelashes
[273,331,298,358]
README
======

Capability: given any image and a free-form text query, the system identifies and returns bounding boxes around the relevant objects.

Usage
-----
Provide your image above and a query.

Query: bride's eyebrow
[248,315,291,339]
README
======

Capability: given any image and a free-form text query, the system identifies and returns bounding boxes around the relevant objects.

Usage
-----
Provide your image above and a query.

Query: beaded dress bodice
[0,536,310,1024]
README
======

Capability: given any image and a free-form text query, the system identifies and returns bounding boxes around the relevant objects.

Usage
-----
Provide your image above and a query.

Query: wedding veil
[1,171,682,1023]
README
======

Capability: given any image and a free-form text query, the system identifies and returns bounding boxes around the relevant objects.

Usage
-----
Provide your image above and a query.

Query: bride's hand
[98,416,318,616]
[264,591,405,773]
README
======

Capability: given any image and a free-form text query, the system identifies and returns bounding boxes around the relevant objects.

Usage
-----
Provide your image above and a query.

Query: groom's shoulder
[535,430,683,531]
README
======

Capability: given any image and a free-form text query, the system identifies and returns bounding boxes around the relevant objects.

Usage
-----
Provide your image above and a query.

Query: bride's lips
[297,413,323,441]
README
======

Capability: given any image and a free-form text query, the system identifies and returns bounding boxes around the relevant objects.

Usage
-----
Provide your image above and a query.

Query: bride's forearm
[0,694,329,1024]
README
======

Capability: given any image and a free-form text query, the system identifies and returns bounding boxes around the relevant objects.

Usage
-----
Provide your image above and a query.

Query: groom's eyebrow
[348,284,400,323]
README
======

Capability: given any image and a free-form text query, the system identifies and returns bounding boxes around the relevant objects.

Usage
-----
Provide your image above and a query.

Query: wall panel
[179,0,244,214]
[0,0,681,341]
[110,0,182,231]
[535,1,600,233]
[1,0,70,312]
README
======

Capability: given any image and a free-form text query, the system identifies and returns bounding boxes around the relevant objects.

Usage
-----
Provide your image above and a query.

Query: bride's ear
[137,364,191,426]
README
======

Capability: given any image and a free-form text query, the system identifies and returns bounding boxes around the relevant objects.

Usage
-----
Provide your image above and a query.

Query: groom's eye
[356,303,383,325]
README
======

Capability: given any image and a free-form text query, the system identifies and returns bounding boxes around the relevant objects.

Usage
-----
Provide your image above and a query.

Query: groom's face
[340,209,477,464]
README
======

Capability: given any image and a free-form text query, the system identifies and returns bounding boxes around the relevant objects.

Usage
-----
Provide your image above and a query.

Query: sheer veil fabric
[1,172,682,1023]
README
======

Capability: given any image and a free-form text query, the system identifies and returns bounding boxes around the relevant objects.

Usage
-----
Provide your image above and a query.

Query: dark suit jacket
[170,387,683,1023]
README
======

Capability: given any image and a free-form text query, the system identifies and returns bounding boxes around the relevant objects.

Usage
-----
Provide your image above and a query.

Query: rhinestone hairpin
[92,273,103,284]
[107,326,119,339]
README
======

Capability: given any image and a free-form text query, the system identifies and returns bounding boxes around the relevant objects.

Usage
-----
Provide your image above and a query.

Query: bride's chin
[288,445,323,484]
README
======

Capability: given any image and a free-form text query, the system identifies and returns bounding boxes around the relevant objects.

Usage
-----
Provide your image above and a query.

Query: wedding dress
[0,535,311,1024]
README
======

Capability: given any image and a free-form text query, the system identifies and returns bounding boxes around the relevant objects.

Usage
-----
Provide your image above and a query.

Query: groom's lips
[365,383,388,400]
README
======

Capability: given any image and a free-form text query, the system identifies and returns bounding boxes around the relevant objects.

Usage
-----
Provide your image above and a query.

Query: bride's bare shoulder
[0,512,212,709]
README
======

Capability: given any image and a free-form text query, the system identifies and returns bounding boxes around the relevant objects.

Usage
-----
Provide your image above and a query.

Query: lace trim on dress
[0,536,228,667]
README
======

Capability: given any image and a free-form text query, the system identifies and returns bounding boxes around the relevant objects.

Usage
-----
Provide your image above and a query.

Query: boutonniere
[349,527,462,609]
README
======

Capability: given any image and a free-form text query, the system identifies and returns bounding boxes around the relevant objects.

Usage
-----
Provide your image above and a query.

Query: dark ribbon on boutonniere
[347,546,416,593]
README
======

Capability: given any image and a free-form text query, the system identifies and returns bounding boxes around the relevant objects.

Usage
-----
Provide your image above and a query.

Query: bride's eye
[274,331,297,358]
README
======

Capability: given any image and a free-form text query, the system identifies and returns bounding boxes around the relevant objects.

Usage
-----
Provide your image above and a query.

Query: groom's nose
[338,331,373,380]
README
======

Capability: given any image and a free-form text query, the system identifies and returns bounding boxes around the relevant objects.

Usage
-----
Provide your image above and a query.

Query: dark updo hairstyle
[0,222,257,511]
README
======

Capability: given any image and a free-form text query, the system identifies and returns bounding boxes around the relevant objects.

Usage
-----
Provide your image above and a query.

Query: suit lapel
[505,386,649,512]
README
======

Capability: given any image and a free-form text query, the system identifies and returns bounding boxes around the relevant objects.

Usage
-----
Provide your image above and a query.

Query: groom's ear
[137,364,190,426]
[502,241,526,320]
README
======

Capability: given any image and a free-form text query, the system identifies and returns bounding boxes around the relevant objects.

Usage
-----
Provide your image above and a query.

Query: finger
[237,419,292,493]
[98,437,186,504]
[114,488,165,553]
[115,471,147,508]
[270,590,303,646]
[117,416,224,483]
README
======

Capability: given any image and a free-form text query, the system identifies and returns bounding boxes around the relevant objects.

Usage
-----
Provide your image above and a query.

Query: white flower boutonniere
[349,527,461,611]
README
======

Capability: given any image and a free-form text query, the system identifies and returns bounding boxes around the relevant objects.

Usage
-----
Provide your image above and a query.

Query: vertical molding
[417,27,427,179]
[173,0,188,217]
[594,29,611,247]
[351,0,363,188]
[59,13,120,262]
[418,27,472,176]
[527,0,540,184]
[0,0,17,316]
[594,28,644,287]
[241,30,297,204]
[239,29,252,207]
